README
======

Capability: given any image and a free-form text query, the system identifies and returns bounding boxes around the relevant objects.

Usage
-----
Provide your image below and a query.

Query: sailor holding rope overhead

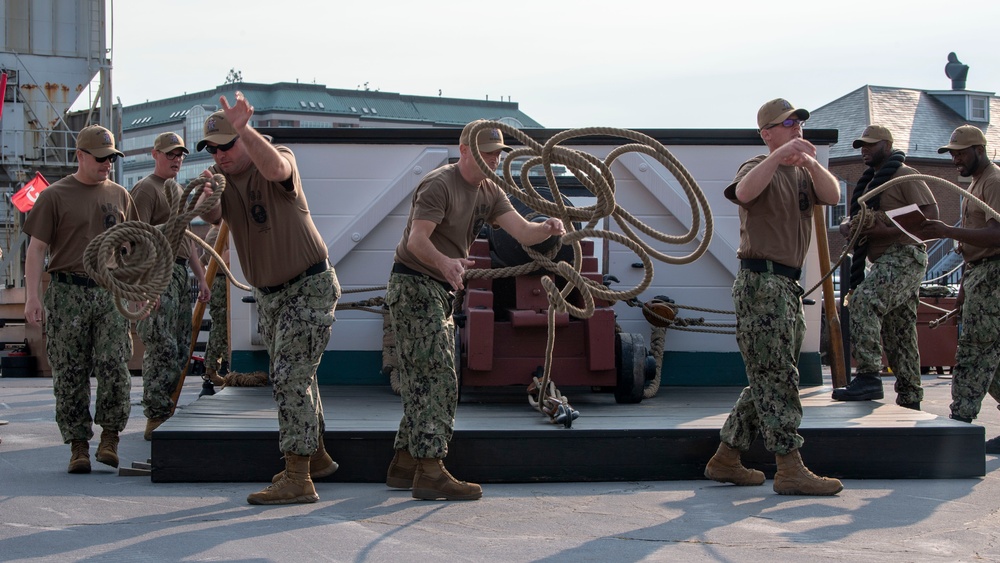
[198,92,342,505]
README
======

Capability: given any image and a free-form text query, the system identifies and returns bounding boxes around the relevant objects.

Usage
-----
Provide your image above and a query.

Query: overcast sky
[104,0,1000,129]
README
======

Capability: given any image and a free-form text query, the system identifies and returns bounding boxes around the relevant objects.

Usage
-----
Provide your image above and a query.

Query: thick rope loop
[465,121,712,312]
[82,220,174,320]
[857,174,1000,222]
[83,174,244,321]
[806,173,1000,325]
[173,175,252,296]
[464,121,713,416]
[186,232,252,295]
[810,173,1000,298]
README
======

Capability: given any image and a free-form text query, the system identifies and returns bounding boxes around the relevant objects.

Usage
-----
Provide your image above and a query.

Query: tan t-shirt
[23,175,137,274]
[213,146,327,288]
[724,155,818,269]
[131,173,190,261]
[960,163,1000,264]
[866,164,936,260]
[393,163,515,281]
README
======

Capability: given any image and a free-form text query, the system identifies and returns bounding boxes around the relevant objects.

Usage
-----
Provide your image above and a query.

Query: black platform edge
[151,387,986,483]
[152,429,986,483]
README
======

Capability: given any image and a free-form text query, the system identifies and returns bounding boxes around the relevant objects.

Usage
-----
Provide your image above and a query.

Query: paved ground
[1,374,999,562]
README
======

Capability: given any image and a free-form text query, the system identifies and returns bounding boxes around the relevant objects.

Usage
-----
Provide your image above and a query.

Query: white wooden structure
[222,128,838,386]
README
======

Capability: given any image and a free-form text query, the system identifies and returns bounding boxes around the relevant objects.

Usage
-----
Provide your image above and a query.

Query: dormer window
[927,90,993,123]
[969,96,989,122]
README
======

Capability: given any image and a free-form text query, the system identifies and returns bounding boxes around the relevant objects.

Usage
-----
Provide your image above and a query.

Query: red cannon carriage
[456,237,655,406]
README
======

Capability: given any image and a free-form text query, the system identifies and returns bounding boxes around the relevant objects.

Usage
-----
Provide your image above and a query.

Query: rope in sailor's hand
[464,122,714,314]
[806,173,1000,323]
[83,174,248,321]
[463,122,714,416]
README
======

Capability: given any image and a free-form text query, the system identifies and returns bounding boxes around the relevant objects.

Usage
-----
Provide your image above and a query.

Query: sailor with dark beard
[917,125,1000,452]
[831,125,937,408]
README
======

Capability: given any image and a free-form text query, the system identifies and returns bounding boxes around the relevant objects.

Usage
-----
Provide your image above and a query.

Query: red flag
[12,172,50,213]
[0,72,6,119]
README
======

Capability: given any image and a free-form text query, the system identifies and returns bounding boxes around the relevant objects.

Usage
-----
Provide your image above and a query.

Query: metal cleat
[552,403,580,428]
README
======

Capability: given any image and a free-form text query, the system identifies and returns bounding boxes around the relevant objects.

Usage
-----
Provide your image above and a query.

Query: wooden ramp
[150,385,985,483]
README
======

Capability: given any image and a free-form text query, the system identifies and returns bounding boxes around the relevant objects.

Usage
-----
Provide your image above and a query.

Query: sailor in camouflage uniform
[385,120,564,501]
[918,125,1000,453]
[131,132,210,440]
[23,125,137,474]
[832,125,938,408]
[198,93,340,505]
[705,99,844,496]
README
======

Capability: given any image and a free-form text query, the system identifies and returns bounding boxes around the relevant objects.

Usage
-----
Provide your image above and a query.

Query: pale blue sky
[105,0,1000,129]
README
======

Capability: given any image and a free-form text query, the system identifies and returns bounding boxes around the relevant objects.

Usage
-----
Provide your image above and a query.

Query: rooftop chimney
[945,52,969,90]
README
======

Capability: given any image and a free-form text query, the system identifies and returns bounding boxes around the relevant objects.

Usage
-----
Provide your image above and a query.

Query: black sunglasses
[206,138,238,154]
[765,118,805,130]
[81,149,118,163]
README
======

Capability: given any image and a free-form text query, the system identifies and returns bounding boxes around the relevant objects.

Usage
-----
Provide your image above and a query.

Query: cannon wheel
[615,333,645,404]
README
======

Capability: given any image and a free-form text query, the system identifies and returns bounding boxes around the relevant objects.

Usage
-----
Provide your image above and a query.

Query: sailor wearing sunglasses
[22,125,138,475]
[197,92,341,505]
[707,99,844,496]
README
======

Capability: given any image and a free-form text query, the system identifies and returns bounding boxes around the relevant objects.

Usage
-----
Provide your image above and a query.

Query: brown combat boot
[271,437,338,483]
[95,429,120,468]
[144,417,167,441]
[412,458,482,501]
[386,449,417,489]
[248,454,319,505]
[704,442,765,486]
[773,449,843,496]
[68,440,91,474]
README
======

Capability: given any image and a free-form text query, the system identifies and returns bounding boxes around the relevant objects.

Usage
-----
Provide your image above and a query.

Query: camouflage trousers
[44,279,132,443]
[137,263,190,420]
[849,243,927,404]
[720,269,805,455]
[204,274,229,375]
[386,272,456,459]
[950,260,1000,420]
[255,267,339,456]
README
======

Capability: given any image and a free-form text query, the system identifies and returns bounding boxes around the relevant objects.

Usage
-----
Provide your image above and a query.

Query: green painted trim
[660,351,822,387]
[231,350,388,386]
[232,350,824,387]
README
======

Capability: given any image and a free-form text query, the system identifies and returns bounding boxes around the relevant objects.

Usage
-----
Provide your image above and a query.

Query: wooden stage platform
[150,385,986,483]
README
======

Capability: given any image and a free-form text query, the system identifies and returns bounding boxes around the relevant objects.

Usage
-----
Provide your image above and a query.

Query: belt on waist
[967,254,1000,268]
[49,271,100,288]
[740,258,801,281]
[257,260,329,295]
[391,262,452,292]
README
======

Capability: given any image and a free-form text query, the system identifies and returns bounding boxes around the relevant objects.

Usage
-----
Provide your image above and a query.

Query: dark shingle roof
[809,85,1000,161]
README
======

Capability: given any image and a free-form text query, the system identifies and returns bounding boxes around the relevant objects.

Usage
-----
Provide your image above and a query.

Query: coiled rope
[462,121,713,421]
[83,174,250,321]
